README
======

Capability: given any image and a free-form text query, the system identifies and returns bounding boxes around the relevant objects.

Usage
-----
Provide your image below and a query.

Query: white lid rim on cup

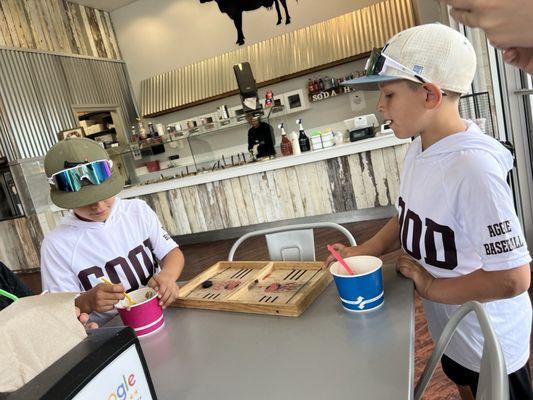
[133,313,164,332]
[329,256,383,278]
[115,287,158,309]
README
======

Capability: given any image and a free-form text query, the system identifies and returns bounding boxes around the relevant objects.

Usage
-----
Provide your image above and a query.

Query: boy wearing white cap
[40,138,185,325]
[327,24,532,399]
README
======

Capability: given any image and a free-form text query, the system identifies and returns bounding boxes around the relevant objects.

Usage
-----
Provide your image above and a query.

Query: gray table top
[111,265,415,400]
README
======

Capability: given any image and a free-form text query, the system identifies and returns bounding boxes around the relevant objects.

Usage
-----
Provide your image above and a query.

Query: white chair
[415,301,509,400]
[228,222,356,261]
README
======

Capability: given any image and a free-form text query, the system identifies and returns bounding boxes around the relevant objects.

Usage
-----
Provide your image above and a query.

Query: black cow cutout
[200,0,294,46]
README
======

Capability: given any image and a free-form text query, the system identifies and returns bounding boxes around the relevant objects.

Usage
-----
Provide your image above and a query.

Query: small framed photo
[228,105,248,124]
[283,89,308,113]
[198,113,218,131]
[260,95,285,114]
[57,127,85,141]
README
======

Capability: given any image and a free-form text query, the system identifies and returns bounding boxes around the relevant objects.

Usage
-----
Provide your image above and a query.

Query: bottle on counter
[278,123,293,156]
[296,118,311,152]
[321,128,335,148]
[289,131,301,155]
[136,118,147,140]
[130,125,138,142]
[307,78,315,94]
[318,78,325,91]
[310,130,323,150]
[147,122,156,138]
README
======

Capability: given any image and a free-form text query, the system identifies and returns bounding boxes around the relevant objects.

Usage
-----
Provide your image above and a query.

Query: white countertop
[120,134,410,198]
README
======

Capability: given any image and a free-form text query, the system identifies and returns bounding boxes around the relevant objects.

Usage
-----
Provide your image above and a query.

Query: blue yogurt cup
[330,256,384,312]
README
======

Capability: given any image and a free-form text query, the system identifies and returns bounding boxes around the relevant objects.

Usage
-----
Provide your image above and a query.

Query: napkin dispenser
[4,327,157,400]
[345,114,379,142]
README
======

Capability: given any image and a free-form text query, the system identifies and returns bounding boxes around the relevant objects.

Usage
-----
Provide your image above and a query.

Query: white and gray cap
[344,23,477,94]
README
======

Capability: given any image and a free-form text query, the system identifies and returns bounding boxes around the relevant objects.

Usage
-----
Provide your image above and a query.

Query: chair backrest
[228,222,356,261]
[414,301,508,400]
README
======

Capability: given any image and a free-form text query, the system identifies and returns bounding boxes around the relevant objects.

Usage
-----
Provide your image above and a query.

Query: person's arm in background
[248,128,255,152]
[325,217,401,265]
[265,123,276,154]
[442,0,533,73]
[0,262,33,298]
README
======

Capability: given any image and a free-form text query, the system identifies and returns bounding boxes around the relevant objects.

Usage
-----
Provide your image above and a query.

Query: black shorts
[441,354,533,400]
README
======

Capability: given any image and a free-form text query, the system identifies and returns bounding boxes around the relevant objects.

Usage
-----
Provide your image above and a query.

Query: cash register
[344,114,379,142]
[2,327,157,400]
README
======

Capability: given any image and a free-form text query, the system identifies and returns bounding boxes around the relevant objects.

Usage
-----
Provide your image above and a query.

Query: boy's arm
[326,216,401,265]
[397,255,531,304]
[148,248,184,308]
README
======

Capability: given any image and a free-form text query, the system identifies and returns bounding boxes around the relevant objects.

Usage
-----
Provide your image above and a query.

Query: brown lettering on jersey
[78,266,104,291]
[77,238,158,291]
[398,196,459,271]
[483,235,525,255]
[487,220,512,237]
[105,256,139,291]
[128,244,155,286]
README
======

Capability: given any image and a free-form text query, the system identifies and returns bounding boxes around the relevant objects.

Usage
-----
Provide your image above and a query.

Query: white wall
[111,0,385,102]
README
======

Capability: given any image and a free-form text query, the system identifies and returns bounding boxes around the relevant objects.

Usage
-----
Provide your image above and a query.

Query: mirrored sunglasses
[365,48,446,95]
[48,159,113,192]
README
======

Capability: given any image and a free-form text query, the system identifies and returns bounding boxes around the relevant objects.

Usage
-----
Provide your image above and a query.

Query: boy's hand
[86,283,125,313]
[395,254,435,299]
[148,271,179,309]
[325,243,362,267]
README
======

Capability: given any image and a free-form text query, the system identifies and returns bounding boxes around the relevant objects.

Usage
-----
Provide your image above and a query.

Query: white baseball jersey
[398,120,532,373]
[41,198,179,324]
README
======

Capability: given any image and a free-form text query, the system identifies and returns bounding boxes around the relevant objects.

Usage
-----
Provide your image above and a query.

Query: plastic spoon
[99,277,135,306]
[327,245,355,275]
[0,289,19,302]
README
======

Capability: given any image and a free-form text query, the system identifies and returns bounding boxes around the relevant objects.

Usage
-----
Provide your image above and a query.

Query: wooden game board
[172,261,332,317]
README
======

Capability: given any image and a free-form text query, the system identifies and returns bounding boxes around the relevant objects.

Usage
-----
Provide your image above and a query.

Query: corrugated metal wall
[140,0,415,117]
[0,49,137,161]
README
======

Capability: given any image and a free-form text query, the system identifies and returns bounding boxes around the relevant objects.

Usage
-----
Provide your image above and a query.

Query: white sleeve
[40,237,84,293]
[454,159,531,271]
[142,202,179,261]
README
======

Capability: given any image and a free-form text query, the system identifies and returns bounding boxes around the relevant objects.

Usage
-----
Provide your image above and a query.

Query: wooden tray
[172,261,332,317]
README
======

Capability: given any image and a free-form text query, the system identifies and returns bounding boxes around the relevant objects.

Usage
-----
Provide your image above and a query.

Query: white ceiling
[68,0,138,12]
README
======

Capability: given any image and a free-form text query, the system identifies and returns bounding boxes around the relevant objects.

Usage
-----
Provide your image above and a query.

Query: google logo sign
[107,374,138,400]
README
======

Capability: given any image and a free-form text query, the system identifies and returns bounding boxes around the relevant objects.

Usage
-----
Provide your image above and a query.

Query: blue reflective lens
[50,160,112,192]
[53,170,82,192]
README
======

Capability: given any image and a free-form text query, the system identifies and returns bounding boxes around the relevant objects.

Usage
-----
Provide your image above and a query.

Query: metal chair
[228,222,356,261]
[415,301,509,400]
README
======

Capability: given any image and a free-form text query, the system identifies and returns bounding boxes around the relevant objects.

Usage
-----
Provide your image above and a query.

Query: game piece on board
[202,280,213,289]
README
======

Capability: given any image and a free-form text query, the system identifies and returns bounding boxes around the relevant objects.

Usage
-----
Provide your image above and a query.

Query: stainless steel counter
[109,265,415,399]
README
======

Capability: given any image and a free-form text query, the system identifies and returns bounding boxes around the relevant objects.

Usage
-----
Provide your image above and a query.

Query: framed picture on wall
[198,113,218,131]
[57,127,85,141]
[283,89,308,113]
[260,95,285,115]
[228,105,248,124]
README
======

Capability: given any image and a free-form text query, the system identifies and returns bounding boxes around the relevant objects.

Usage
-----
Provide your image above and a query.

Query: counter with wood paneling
[121,134,410,236]
[0,134,409,272]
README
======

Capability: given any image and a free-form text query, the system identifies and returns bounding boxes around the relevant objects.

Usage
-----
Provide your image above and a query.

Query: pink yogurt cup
[116,287,165,337]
